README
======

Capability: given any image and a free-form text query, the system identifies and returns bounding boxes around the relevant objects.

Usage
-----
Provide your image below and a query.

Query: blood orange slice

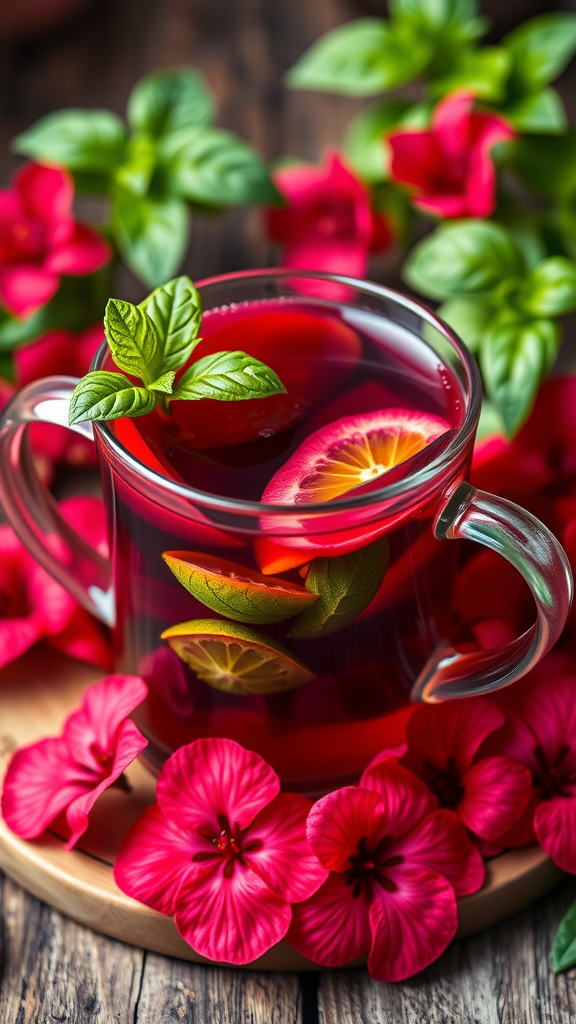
[262,409,450,505]
[161,619,315,694]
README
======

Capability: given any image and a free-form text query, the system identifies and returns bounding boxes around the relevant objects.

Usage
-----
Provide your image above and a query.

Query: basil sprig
[68,275,286,424]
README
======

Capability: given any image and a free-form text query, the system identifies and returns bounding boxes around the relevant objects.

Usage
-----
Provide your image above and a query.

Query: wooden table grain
[3,0,576,1019]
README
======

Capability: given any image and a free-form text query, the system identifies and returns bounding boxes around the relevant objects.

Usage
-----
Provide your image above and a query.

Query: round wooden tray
[0,648,564,971]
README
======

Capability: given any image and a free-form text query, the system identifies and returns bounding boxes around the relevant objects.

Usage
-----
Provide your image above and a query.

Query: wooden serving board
[0,647,564,971]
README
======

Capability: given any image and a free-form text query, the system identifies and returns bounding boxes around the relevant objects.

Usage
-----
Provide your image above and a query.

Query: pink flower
[14,323,104,386]
[388,91,515,218]
[391,699,532,844]
[0,163,109,317]
[482,668,576,871]
[267,151,392,278]
[288,760,484,981]
[114,738,328,964]
[0,495,112,671]
[1,674,147,849]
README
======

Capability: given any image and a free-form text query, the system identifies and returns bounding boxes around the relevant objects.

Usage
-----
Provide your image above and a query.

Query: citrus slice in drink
[161,619,316,695]
[262,409,451,505]
[162,550,318,624]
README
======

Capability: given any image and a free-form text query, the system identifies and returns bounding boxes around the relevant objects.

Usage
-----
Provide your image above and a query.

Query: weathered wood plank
[317,880,576,1024]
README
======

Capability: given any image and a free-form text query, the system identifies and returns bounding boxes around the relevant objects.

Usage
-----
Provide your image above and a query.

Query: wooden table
[3,0,576,1019]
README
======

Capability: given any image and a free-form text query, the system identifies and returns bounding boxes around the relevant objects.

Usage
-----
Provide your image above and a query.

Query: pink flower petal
[64,718,148,849]
[25,553,77,635]
[1,737,90,840]
[15,163,74,241]
[360,760,439,837]
[14,329,76,387]
[519,677,576,776]
[45,608,113,671]
[433,90,475,162]
[246,792,328,902]
[387,809,484,897]
[0,264,59,317]
[534,797,576,874]
[157,738,280,835]
[306,787,386,872]
[0,189,25,258]
[60,495,108,556]
[114,803,205,914]
[388,130,441,193]
[368,869,457,982]
[175,862,291,964]
[288,871,372,967]
[78,323,105,369]
[459,756,532,841]
[45,223,110,276]
[404,698,505,779]
[0,617,42,669]
[63,675,147,770]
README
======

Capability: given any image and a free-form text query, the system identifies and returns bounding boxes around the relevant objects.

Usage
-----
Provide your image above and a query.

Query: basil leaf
[114,131,156,197]
[553,898,576,973]
[12,109,126,172]
[476,398,506,442]
[148,370,176,394]
[290,539,388,638]
[519,258,576,318]
[504,13,576,92]
[163,128,280,206]
[513,132,576,198]
[437,297,493,355]
[503,88,567,135]
[480,313,560,436]
[139,276,202,373]
[403,221,523,301]
[172,350,287,402]
[69,371,157,424]
[111,189,189,289]
[391,0,486,41]
[104,298,161,384]
[286,19,429,96]
[432,47,511,103]
[127,68,214,137]
[344,99,411,181]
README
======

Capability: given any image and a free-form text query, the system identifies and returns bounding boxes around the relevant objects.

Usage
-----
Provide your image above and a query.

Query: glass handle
[412,481,573,702]
[0,376,114,626]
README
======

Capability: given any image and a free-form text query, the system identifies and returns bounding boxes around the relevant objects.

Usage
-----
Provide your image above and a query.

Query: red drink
[103,294,466,793]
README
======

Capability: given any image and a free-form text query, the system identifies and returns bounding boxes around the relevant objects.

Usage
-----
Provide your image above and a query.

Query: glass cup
[0,270,572,796]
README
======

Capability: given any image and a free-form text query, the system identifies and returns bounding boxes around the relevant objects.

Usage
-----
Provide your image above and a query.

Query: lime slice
[161,619,315,695]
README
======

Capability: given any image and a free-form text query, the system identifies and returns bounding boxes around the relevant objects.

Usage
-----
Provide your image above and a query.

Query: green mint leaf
[480,313,560,436]
[127,68,214,138]
[344,99,411,182]
[503,88,567,135]
[432,47,512,103]
[437,297,493,355]
[290,539,388,638]
[162,127,280,206]
[104,298,161,384]
[162,551,318,625]
[148,370,176,394]
[114,132,156,197]
[391,0,486,39]
[69,371,157,424]
[403,221,523,301]
[476,398,506,442]
[172,350,287,402]
[286,19,430,96]
[513,132,576,199]
[13,110,126,173]
[111,189,189,289]
[139,276,202,373]
[519,257,576,318]
[504,13,576,93]
[553,898,576,973]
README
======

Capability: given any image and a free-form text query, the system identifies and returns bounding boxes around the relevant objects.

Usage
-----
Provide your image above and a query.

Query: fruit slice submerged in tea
[161,619,315,694]
[262,409,451,504]
[162,550,318,624]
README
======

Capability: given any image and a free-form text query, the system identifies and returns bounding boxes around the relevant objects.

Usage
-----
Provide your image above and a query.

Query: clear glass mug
[0,270,572,795]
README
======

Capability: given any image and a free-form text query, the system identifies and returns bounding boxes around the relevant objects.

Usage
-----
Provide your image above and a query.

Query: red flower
[0,164,109,318]
[114,738,328,965]
[288,760,483,981]
[388,91,515,218]
[14,323,104,386]
[390,699,532,843]
[0,495,112,671]
[1,674,147,849]
[267,151,392,278]
[482,666,576,871]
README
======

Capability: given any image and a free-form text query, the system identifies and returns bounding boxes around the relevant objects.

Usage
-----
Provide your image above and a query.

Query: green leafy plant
[14,69,280,289]
[553,898,576,973]
[68,275,286,424]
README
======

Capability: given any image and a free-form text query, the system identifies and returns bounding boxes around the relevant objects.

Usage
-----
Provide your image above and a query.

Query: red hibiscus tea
[100,285,467,794]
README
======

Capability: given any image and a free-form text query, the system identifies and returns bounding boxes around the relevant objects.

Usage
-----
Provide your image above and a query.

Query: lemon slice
[161,619,315,695]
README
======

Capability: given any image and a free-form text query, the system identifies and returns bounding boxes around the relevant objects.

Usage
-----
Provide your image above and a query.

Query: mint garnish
[69,275,286,425]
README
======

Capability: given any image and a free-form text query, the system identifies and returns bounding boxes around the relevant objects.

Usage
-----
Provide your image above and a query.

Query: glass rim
[93,268,482,517]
